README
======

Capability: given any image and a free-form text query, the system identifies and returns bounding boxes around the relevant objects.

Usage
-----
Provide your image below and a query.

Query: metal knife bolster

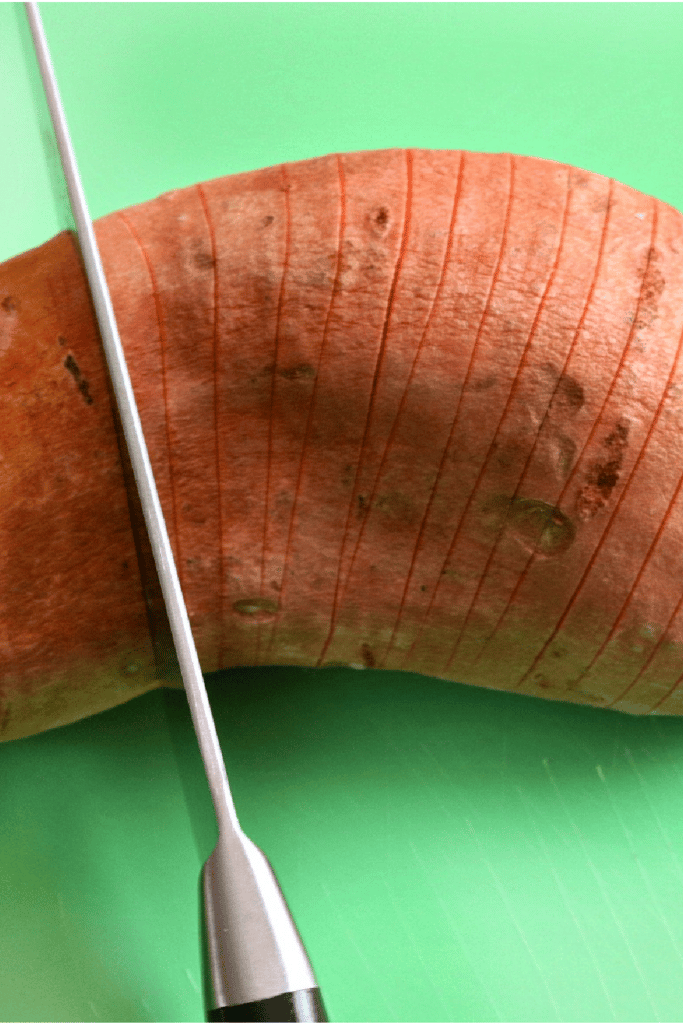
[203,831,320,1007]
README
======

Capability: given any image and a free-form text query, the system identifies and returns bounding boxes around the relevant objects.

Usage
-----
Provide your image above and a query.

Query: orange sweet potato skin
[3,148,683,741]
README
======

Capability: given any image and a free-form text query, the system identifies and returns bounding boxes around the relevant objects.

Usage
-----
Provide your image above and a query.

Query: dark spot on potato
[371,206,389,229]
[541,363,585,414]
[361,643,376,668]
[606,420,629,449]
[279,363,316,380]
[249,363,275,386]
[262,215,274,227]
[195,251,215,269]
[591,196,612,215]
[493,439,524,471]
[357,494,368,518]
[481,495,576,556]
[0,702,10,737]
[575,419,629,520]
[64,353,93,405]
[376,491,417,530]
[421,585,428,592]
[306,269,329,289]
[233,597,278,617]
[555,433,577,477]
[1,295,17,313]
[556,373,585,412]
[469,374,498,392]
[270,579,281,592]
[58,334,67,346]
[634,246,665,330]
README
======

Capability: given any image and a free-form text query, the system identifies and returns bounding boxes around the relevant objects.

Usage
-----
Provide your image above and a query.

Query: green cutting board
[2,4,683,1022]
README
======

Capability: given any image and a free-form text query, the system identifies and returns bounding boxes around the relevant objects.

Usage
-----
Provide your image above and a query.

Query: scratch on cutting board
[596,764,683,940]
[465,816,563,1020]
[377,872,453,1021]
[342,725,504,1016]
[385,739,507,1018]
[414,741,558,1008]
[514,783,618,1020]
[623,746,683,889]
[185,967,200,994]
[655,731,683,786]
[318,880,398,1021]
[542,758,661,1021]
[405,835,505,1021]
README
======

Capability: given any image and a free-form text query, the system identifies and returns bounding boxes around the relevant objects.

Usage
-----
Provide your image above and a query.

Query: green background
[2,3,683,1022]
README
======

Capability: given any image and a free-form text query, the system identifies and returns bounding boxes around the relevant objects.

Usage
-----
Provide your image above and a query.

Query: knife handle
[208,986,328,1022]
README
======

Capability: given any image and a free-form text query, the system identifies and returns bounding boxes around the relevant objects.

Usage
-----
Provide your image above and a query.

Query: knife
[23,4,328,1020]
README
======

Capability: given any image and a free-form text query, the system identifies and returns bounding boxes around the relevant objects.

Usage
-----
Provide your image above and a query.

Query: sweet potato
[2,147,683,742]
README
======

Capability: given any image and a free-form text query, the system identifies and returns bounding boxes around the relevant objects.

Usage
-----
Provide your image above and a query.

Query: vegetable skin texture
[2,147,683,742]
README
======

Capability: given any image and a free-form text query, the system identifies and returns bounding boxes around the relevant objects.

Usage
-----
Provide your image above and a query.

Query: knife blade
[22,5,328,1020]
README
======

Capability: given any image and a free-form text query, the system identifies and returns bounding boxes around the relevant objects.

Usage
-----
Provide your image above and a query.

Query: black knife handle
[207,986,328,1022]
